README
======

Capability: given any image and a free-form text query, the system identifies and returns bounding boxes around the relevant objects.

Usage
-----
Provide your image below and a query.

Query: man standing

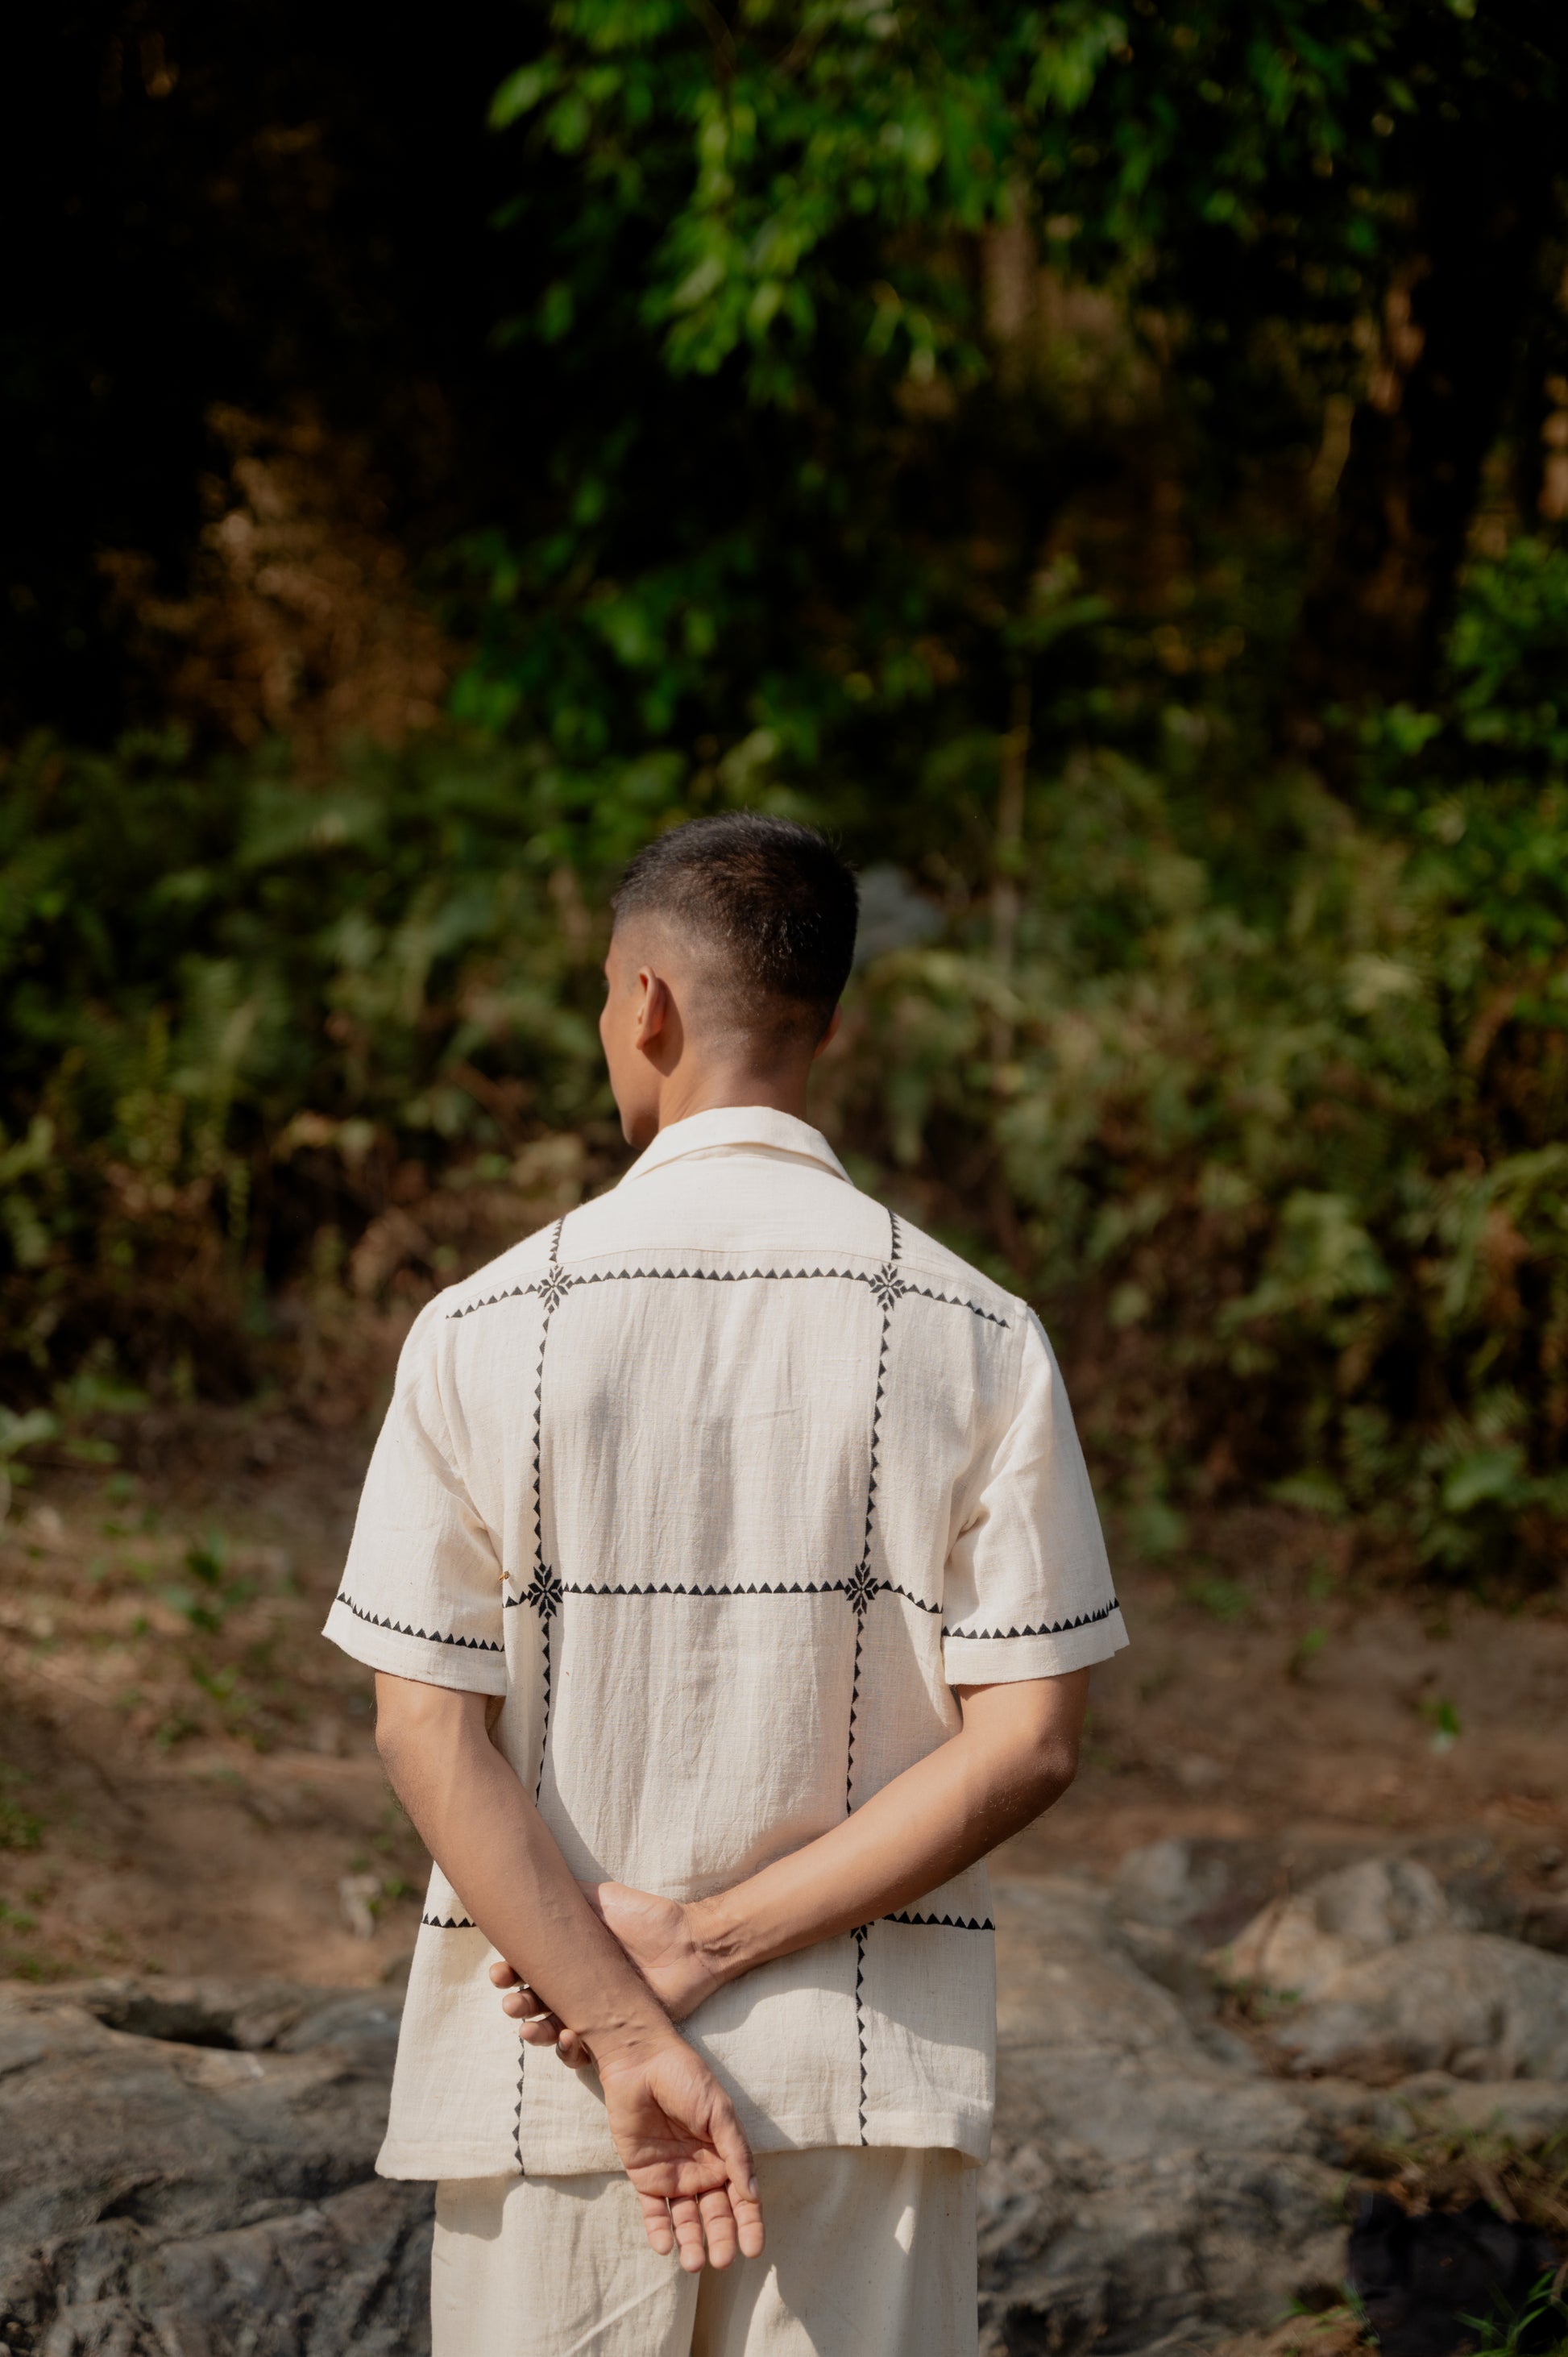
[324,814,1126,2355]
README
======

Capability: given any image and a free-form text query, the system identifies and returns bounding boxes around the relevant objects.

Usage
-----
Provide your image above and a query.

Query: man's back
[328,1104,1123,2177]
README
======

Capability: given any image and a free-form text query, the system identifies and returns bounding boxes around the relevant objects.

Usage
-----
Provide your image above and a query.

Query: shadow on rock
[1349,2193,1564,2357]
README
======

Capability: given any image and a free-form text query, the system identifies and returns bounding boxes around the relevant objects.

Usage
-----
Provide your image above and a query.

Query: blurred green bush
[0,730,614,1405]
[4,542,1567,1581]
[849,750,1568,1580]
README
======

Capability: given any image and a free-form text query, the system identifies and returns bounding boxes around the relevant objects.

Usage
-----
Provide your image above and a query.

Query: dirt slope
[2,1422,1565,1986]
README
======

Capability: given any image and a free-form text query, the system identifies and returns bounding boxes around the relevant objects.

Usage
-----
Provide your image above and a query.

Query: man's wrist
[580,1998,682,2076]
[685,1888,763,1988]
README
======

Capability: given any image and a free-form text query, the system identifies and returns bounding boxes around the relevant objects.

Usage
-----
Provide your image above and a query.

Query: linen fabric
[323,1105,1126,2178]
[430,2147,979,2357]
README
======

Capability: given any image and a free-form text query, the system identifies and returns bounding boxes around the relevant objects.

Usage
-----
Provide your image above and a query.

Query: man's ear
[813,1005,844,1059]
[633,965,672,1050]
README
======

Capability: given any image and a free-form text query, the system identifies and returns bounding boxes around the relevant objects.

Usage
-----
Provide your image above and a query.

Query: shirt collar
[621,1104,851,1185]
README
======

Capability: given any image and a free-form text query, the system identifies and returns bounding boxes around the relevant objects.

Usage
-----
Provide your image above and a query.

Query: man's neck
[650,1062,814,1135]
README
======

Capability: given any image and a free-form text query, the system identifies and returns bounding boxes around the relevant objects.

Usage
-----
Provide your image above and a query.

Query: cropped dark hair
[612,814,858,1038]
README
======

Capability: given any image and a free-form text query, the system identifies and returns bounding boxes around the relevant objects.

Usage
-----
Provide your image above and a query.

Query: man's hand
[492,1880,719,2060]
[597,2030,764,2272]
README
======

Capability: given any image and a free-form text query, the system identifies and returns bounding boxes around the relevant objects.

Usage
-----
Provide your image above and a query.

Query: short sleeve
[942,1308,1127,1685]
[322,1300,508,1695]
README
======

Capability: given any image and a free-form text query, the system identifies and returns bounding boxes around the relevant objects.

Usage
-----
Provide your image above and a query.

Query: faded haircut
[612,813,858,1043]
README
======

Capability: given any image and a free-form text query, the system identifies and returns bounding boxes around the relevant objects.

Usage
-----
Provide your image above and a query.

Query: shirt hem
[376,2106,992,2181]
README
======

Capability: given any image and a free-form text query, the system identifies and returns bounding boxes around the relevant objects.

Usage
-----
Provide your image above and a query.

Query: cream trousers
[432,2146,979,2357]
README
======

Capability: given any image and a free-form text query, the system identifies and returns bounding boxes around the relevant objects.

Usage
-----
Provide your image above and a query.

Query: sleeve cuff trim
[941,1593,1120,1641]
[321,1604,508,1695]
[333,1587,504,1654]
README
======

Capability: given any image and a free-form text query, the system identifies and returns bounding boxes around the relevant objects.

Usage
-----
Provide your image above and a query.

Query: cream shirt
[324,1105,1126,2178]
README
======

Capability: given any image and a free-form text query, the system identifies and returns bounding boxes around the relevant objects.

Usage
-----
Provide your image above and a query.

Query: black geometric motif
[844,1564,881,1619]
[867,1263,907,1310]
[536,1266,575,1315]
[525,1567,564,1621]
[421,1911,477,1930]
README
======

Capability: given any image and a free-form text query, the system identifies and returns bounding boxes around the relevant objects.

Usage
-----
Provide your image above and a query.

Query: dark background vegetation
[5,0,1568,1584]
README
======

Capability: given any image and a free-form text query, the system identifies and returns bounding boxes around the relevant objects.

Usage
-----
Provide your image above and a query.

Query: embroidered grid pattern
[853,1923,869,2143]
[524,1218,567,1809]
[543,1574,943,1612]
[437,1198,1113,2159]
[559,1576,847,1601]
[844,1211,902,1815]
[447,1259,1006,1328]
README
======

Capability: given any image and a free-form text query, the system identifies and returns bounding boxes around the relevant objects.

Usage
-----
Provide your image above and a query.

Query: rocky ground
[981,1842,1568,2353]
[2,1836,1566,2356]
[2,1423,1566,2354]
[0,1976,425,2357]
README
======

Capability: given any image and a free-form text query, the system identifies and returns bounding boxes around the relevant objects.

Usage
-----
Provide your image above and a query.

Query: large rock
[982,1870,1568,2352]
[1221,1857,1460,2001]
[1113,1832,1521,1957]
[1267,1932,1568,2082]
[1110,1836,1288,1944]
[0,1977,430,2357]
[980,1878,1347,2355]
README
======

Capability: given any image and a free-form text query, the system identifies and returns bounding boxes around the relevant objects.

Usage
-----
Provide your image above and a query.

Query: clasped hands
[488,1879,762,2275]
[489,1878,720,2065]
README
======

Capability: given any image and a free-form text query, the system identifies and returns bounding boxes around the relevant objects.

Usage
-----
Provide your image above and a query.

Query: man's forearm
[689,1670,1087,1986]
[374,1674,669,2060]
[380,1674,765,2273]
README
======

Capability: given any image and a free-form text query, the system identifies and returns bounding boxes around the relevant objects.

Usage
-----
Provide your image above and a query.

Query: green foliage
[1449,540,1568,772]
[456,0,1561,808]
[0,728,627,1392]
[0,1406,58,1519]
[5,2,1568,1592]
[842,738,1568,1576]
[1460,2271,1568,2357]
[6,527,1568,1575]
